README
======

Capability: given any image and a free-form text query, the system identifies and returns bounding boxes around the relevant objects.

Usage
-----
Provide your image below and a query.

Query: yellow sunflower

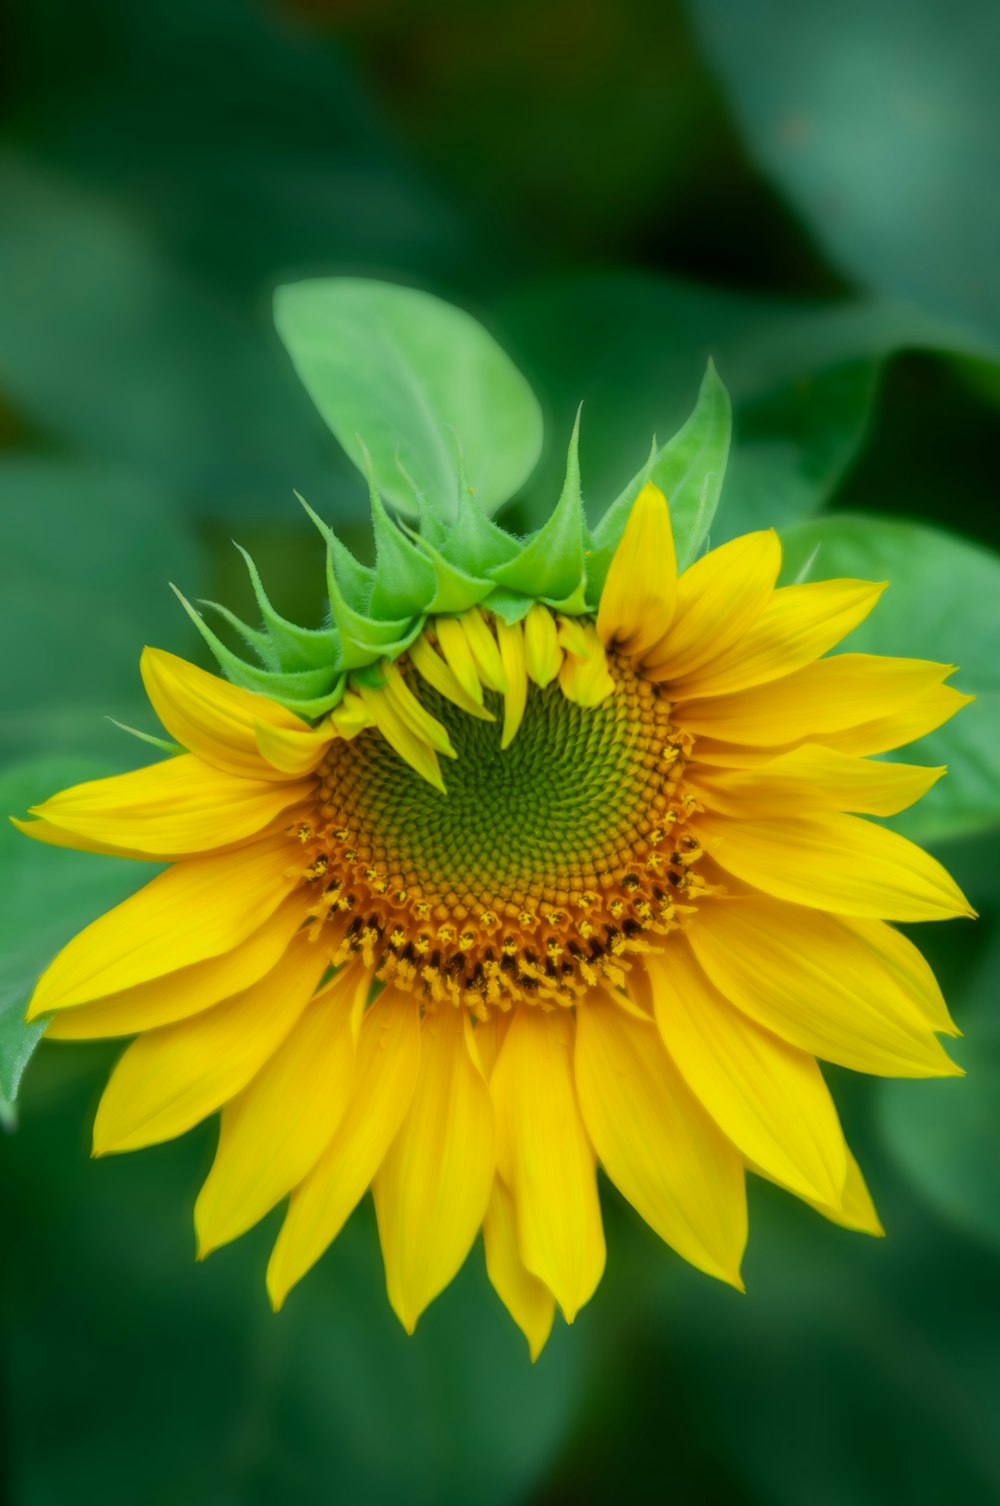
[16,482,972,1359]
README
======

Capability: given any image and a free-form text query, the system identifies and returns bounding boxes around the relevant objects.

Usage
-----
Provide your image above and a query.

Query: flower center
[301,650,706,1013]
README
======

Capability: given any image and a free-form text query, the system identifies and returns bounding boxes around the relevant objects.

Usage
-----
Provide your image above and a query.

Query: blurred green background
[2,0,999,1501]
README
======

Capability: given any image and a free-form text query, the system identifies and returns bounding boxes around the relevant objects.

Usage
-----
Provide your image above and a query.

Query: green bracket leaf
[274,278,544,520]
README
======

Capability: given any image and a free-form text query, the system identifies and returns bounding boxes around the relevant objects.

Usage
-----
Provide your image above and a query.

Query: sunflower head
[14,301,975,1360]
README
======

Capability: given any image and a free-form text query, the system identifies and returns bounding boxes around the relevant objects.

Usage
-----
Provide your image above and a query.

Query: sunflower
[16,479,972,1359]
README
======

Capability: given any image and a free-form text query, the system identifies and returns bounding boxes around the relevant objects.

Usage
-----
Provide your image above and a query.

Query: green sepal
[349,661,392,691]
[401,524,495,614]
[297,493,374,613]
[587,360,731,604]
[107,720,184,756]
[368,488,438,619]
[482,587,534,624]
[488,411,587,605]
[429,480,521,579]
[200,597,279,669]
[172,586,342,702]
[233,544,341,671]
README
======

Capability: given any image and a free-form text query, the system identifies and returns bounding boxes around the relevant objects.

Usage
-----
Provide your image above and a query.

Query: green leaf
[274,278,544,520]
[589,360,731,596]
[779,516,1000,844]
[689,0,1000,351]
[0,757,159,1103]
[497,272,1000,540]
[488,413,588,608]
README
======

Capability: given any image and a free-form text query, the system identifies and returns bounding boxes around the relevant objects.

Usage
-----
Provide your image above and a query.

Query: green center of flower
[308,653,704,1013]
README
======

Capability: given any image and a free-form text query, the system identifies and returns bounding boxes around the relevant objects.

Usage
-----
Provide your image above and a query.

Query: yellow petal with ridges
[596,481,677,655]
[642,529,780,680]
[575,991,747,1288]
[356,682,445,793]
[381,661,456,757]
[679,654,954,747]
[840,917,957,1034]
[21,754,312,858]
[558,621,615,708]
[688,744,944,818]
[820,684,974,757]
[491,1006,605,1322]
[483,1176,555,1362]
[460,609,507,692]
[496,619,528,749]
[141,648,306,780]
[195,961,366,1254]
[647,946,848,1206]
[523,603,562,688]
[44,895,306,1039]
[254,719,333,775]
[373,1010,495,1333]
[688,900,961,1077]
[671,578,885,699]
[92,931,327,1155]
[696,809,973,922]
[27,835,302,1017]
[434,617,487,706]
[267,988,421,1310]
[409,634,495,721]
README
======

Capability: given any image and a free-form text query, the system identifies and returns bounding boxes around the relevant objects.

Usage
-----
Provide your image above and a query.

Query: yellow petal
[381,661,456,758]
[254,719,333,775]
[820,684,974,757]
[266,988,421,1310]
[558,622,615,708]
[646,947,848,1206]
[687,899,961,1077]
[27,835,303,1017]
[483,1176,555,1361]
[678,654,953,747]
[92,931,327,1155]
[356,682,445,793]
[329,689,373,739]
[141,647,306,780]
[44,895,306,1039]
[491,1006,605,1322]
[596,481,678,655]
[688,744,945,818]
[495,619,528,749]
[839,917,957,1034]
[749,1146,884,1237]
[434,617,487,706]
[460,609,507,692]
[642,529,780,680]
[575,991,747,1288]
[671,578,885,699]
[195,961,366,1254]
[21,753,312,859]
[373,1010,495,1332]
[523,603,562,688]
[409,634,495,722]
[695,809,974,922]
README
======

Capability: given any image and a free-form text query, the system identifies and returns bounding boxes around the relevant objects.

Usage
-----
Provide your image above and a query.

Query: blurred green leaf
[780,515,1000,843]
[0,757,158,1103]
[0,156,353,520]
[497,272,998,537]
[0,457,205,761]
[274,278,543,520]
[689,0,1000,349]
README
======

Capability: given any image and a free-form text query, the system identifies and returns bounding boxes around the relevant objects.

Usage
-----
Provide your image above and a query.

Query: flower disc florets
[301,633,704,1015]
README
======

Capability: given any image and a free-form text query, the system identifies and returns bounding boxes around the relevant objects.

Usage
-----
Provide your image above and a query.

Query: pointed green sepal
[233,545,342,671]
[482,587,534,624]
[297,493,374,614]
[587,360,731,604]
[171,586,342,704]
[107,719,184,756]
[199,598,279,669]
[488,410,587,605]
[368,488,438,619]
